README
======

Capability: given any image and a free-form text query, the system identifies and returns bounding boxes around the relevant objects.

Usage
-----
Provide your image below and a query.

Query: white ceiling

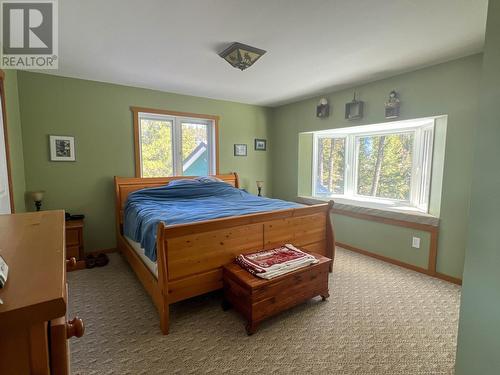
[50,0,488,106]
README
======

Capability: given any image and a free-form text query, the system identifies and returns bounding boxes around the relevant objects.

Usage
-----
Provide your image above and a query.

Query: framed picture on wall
[254,139,267,151]
[49,135,76,161]
[234,144,247,156]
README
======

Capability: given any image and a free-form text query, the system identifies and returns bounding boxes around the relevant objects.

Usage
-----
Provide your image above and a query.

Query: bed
[114,173,334,334]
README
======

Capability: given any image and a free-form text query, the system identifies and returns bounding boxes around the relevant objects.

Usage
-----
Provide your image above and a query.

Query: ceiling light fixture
[219,42,266,71]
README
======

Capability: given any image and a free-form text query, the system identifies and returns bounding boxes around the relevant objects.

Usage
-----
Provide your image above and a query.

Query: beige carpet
[67,248,460,374]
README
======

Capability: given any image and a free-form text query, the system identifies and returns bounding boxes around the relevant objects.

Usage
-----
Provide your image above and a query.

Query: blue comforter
[123,179,302,261]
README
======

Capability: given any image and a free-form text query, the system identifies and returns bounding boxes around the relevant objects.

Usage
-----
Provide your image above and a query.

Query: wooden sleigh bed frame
[114,172,335,334]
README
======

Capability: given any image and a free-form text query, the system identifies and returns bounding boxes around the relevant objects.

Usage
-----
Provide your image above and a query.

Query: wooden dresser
[0,210,84,374]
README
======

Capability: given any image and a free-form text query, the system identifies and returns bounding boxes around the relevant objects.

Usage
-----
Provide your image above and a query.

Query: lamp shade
[31,190,45,202]
[256,181,264,188]
[219,42,266,71]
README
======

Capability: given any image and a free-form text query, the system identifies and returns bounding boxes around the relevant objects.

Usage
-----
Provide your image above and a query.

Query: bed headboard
[114,173,240,229]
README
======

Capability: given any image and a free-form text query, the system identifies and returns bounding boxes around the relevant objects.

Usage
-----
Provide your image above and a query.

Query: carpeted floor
[68,248,461,374]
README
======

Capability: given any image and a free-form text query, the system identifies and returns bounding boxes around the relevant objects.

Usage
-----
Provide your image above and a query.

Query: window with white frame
[312,119,434,212]
[136,110,217,177]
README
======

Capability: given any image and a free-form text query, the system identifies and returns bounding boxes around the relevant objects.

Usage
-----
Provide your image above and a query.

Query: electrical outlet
[412,236,421,249]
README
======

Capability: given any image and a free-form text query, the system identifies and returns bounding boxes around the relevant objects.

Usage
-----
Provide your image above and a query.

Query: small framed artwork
[254,139,267,151]
[49,135,76,161]
[234,144,247,156]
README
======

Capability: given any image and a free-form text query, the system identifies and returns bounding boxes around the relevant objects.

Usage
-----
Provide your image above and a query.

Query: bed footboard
[160,202,334,307]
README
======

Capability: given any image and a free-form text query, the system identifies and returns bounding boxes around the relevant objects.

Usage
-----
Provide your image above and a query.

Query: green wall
[297,133,313,196]
[2,70,26,212]
[270,54,482,279]
[17,72,272,252]
[455,1,500,373]
[334,214,431,269]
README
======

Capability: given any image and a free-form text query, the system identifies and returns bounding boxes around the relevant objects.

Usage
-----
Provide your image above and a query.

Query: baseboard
[337,242,430,274]
[434,272,462,285]
[336,242,462,285]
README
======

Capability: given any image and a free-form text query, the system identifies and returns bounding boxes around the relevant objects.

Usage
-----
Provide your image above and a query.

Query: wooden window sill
[297,196,439,227]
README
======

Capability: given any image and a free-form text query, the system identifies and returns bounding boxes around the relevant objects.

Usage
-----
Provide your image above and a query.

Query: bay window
[312,119,434,212]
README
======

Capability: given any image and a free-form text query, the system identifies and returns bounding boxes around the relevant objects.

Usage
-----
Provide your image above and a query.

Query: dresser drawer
[66,228,80,246]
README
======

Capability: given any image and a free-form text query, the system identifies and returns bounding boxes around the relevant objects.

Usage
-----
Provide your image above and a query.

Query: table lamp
[256,181,263,197]
[31,191,45,211]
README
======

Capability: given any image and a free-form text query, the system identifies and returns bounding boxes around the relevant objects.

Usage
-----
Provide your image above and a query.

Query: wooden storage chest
[223,253,331,335]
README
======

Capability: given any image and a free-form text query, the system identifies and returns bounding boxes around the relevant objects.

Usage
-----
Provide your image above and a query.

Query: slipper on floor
[85,255,96,269]
[95,253,109,267]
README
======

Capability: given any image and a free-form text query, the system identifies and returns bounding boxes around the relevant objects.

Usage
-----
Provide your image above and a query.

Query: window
[313,119,434,212]
[133,108,218,177]
[317,137,346,195]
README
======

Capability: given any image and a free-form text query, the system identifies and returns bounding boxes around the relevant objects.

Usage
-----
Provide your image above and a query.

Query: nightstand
[65,219,84,260]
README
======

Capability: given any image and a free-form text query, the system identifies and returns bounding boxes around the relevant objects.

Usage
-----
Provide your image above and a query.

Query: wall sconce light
[256,181,264,197]
[316,98,329,118]
[31,191,45,211]
[345,92,364,120]
[385,90,401,119]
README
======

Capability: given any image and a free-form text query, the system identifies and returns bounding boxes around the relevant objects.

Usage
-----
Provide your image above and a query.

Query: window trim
[312,119,435,213]
[131,106,219,177]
